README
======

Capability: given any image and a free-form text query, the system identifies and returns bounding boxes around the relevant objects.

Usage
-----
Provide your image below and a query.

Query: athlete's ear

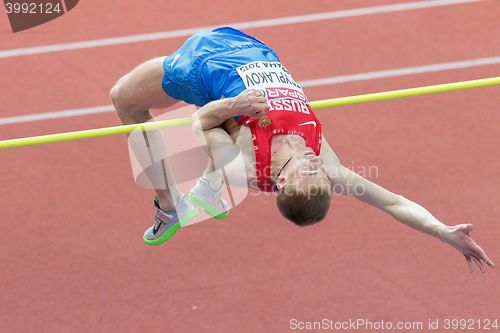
[276,175,286,191]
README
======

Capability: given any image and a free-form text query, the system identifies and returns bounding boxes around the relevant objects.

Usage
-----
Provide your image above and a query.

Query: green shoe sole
[143,208,198,246]
[188,193,229,220]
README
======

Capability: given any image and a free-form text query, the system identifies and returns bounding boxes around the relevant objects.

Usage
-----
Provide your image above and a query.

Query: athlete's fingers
[239,89,259,103]
[471,256,485,273]
[259,105,270,116]
[254,89,265,96]
[252,102,267,110]
[473,243,495,268]
[472,252,493,271]
[486,257,495,268]
[253,106,269,118]
[247,89,266,100]
[247,89,263,97]
[464,255,473,273]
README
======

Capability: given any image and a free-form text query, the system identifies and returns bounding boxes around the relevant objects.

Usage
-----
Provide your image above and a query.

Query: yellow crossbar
[1,76,499,150]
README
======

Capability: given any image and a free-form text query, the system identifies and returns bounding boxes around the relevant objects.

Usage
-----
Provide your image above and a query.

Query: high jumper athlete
[110,27,493,272]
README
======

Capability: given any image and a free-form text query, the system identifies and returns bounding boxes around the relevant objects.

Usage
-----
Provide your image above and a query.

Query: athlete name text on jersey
[236,61,302,90]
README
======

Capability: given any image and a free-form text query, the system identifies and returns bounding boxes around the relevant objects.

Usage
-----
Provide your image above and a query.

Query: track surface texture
[0,1,499,332]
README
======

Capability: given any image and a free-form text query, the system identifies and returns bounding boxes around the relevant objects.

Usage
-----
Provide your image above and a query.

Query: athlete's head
[275,148,332,226]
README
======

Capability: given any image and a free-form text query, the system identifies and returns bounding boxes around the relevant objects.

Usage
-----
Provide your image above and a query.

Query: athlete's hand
[443,223,494,273]
[229,89,269,118]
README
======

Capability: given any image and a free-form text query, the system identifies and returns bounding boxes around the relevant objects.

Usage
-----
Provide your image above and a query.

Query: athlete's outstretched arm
[321,140,494,273]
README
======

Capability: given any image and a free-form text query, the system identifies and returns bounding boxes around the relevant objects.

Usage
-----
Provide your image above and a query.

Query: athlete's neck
[270,134,306,182]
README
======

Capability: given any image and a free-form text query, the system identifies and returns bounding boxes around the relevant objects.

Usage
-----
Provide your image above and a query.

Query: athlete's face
[276,148,331,193]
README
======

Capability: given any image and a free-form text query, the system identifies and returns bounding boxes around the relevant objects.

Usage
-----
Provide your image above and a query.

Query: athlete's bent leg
[111,57,199,245]
[110,57,179,211]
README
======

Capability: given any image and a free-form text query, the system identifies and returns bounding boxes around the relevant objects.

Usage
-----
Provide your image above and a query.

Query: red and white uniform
[235,62,323,191]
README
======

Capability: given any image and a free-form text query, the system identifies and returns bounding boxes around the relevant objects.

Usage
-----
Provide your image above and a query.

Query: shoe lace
[152,209,175,235]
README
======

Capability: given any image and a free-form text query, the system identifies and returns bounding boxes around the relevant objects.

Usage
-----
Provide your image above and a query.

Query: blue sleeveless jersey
[162,27,281,106]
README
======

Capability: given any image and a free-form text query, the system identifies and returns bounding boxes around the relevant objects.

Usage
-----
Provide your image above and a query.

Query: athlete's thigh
[116,57,178,110]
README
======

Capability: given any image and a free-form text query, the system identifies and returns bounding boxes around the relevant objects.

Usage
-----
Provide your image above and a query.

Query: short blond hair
[276,184,331,226]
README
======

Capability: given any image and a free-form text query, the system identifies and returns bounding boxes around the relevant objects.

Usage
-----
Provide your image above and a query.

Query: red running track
[0,1,499,332]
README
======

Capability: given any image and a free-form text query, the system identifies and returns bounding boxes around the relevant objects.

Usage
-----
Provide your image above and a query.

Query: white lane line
[0,0,480,59]
[0,105,114,125]
[1,55,499,126]
[300,56,500,87]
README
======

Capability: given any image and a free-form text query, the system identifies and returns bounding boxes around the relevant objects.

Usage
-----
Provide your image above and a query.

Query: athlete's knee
[110,76,124,108]
[109,81,119,103]
[110,74,140,118]
[111,57,169,115]
[110,73,129,103]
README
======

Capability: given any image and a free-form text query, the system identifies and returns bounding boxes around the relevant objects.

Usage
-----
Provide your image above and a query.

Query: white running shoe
[188,178,229,220]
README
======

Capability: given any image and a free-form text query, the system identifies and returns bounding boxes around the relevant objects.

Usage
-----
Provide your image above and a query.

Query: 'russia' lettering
[268,99,310,114]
